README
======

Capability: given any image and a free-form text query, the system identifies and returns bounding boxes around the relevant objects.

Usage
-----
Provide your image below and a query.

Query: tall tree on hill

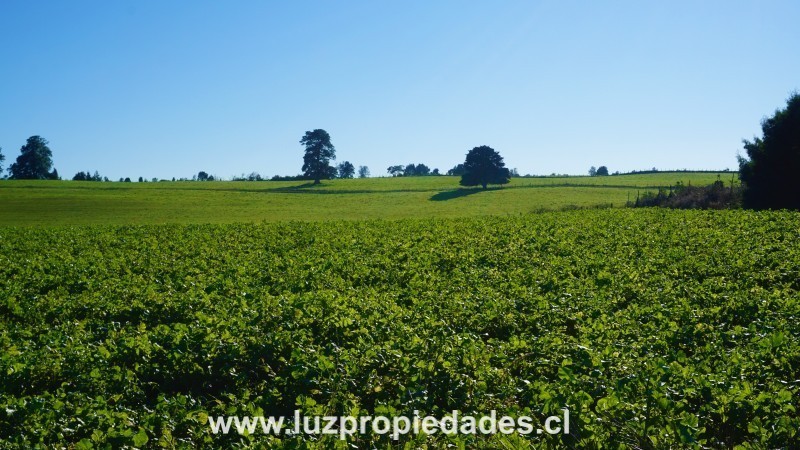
[301,129,336,184]
[739,93,800,210]
[459,146,511,189]
[358,165,370,178]
[9,136,57,179]
[596,166,609,176]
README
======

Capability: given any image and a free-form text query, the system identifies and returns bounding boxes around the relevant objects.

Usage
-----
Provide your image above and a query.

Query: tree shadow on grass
[278,182,320,191]
[430,187,499,201]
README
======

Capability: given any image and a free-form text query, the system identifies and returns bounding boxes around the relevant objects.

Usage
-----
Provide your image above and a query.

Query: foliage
[337,161,355,179]
[232,172,262,181]
[460,146,511,189]
[72,171,104,182]
[738,93,800,210]
[196,171,212,181]
[403,163,430,176]
[387,165,404,177]
[0,210,798,448]
[387,164,434,177]
[628,178,742,209]
[300,129,336,184]
[596,166,609,176]
[0,147,4,175]
[447,164,466,176]
[588,166,596,177]
[8,136,57,180]
[387,166,400,176]
[358,166,370,178]
[270,174,308,182]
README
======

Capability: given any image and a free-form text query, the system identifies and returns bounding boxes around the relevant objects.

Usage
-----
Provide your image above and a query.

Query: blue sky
[1,1,798,180]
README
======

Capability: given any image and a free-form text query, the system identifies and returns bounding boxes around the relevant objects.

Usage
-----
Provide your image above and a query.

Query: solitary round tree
[300,129,336,184]
[9,136,56,180]
[738,93,800,210]
[459,146,511,189]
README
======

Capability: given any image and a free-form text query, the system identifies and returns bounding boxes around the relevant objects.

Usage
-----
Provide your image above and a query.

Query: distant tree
[197,171,210,181]
[73,170,102,181]
[138,176,144,182]
[358,165,370,178]
[9,136,56,179]
[300,129,336,184]
[509,168,519,177]
[151,177,158,182]
[246,172,263,181]
[588,166,597,176]
[387,165,404,177]
[432,168,440,175]
[337,161,355,178]
[447,164,465,176]
[393,163,431,177]
[270,174,307,181]
[596,166,609,176]
[459,146,511,189]
[124,177,131,182]
[739,92,800,210]
[0,147,4,175]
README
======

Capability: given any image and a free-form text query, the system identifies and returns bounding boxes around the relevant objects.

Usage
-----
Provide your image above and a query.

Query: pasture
[0,172,731,226]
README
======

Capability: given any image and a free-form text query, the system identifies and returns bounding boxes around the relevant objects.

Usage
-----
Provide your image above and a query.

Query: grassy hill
[0,172,733,226]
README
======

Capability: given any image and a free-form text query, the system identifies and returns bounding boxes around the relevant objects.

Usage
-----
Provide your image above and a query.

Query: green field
[3,173,797,449]
[2,208,799,448]
[0,172,732,226]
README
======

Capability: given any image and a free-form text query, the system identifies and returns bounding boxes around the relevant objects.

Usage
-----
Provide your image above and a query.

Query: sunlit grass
[0,172,733,226]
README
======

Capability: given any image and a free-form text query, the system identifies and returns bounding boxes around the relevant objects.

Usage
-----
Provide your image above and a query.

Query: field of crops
[1,209,798,448]
[0,172,731,226]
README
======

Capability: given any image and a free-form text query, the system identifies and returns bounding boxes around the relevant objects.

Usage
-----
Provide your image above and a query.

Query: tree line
[0,132,603,186]
[3,90,798,209]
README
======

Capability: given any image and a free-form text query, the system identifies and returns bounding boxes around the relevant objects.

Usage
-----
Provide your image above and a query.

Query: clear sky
[1,1,798,180]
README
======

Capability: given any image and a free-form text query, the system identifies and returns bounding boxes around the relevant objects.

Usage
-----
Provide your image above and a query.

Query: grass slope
[0,173,733,226]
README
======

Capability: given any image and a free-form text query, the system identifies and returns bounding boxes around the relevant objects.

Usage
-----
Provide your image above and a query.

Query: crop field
[1,208,798,448]
[0,172,732,226]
